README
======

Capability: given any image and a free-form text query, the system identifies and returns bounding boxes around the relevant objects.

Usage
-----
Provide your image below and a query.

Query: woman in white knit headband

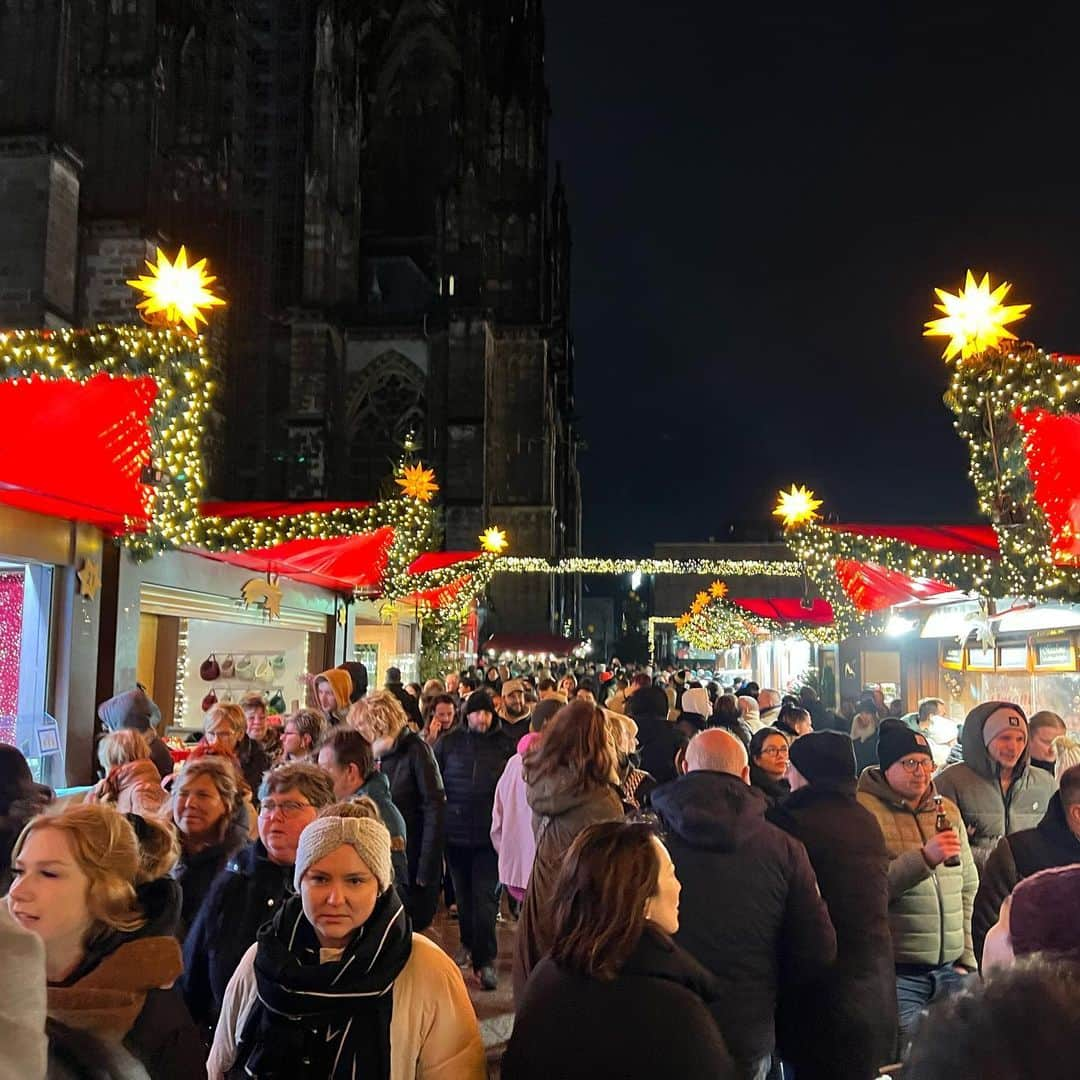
[208,798,484,1079]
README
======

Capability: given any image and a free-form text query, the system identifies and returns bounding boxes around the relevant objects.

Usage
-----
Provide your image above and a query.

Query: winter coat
[768,781,897,1078]
[972,790,1080,965]
[208,933,485,1080]
[749,763,790,808]
[86,760,170,818]
[434,721,515,848]
[173,819,250,939]
[500,713,532,744]
[386,682,424,730]
[503,926,735,1080]
[235,737,272,803]
[1,904,47,1079]
[490,733,542,894]
[651,771,837,1070]
[355,771,410,888]
[512,768,624,1000]
[625,694,687,783]
[934,701,1055,871]
[856,767,978,968]
[47,878,202,1080]
[853,732,879,774]
[379,729,446,887]
[181,840,296,1034]
[148,736,176,780]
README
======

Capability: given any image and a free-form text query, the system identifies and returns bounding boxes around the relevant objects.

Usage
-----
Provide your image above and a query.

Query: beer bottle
[934,794,961,867]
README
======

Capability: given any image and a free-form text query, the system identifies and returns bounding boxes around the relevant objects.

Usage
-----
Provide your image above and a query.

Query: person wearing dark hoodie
[935,701,1055,874]
[650,728,836,1080]
[512,700,626,1001]
[352,690,446,931]
[181,764,335,1041]
[625,683,687,784]
[97,687,174,780]
[767,732,896,1079]
[972,761,1080,966]
[6,804,203,1080]
[435,689,515,990]
[385,665,425,730]
[312,667,352,728]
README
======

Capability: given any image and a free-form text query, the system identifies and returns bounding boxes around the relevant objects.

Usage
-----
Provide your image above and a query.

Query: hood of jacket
[959,700,1031,781]
[651,770,765,852]
[314,668,352,712]
[1036,790,1080,849]
[620,924,721,1004]
[680,687,711,721]
[357,769,392,800]
[781,777,858,809]
[517,731,542,756]
[856,765,938,813]
[526,766,612,819]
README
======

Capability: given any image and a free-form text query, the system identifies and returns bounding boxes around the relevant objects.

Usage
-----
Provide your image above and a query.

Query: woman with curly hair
[512,699,624,1000]
[6,803,202,1079]
[88,730,170,819]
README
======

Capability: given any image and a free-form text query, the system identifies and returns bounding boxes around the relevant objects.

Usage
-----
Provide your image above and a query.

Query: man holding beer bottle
[856,719,978,1057]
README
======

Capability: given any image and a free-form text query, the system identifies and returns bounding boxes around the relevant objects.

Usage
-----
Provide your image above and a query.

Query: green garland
[676,593,840,651]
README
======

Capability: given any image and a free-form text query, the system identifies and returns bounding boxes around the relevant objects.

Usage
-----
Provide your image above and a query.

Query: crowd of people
[3,658,1080,1078]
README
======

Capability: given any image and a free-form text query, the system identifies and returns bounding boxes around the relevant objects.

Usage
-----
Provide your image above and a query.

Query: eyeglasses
[259,799,313,818]
[759,747,789,758]
[898,757,934,774]
[207,728,236,739]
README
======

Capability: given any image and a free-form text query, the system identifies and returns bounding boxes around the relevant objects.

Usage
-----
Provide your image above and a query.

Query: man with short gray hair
[651,729,836,1079]
[758,688,783,727]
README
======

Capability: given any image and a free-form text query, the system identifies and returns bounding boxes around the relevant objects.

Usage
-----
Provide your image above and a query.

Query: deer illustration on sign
[242,576,283,620]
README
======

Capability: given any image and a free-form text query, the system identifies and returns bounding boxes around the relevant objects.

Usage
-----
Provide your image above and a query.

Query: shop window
[0,562,56,782]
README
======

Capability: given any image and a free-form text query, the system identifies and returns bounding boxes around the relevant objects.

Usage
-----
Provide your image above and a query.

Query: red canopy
[0,372,156,529]
[822,523,1000,555]
[835,559,956,613]
[1015,408,1080,565]
[734,597,834,624]
[483,633,581,657]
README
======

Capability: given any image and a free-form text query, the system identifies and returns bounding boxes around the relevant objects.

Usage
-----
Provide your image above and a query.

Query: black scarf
[235,889,412,1079]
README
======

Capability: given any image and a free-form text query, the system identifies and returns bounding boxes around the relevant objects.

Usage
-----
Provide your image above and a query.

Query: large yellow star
[395,463,439,502]
[709,580,728,599]
[479,526,508,554]
[127,246,226,334]
[773,484,823,529]
[924,270,1030,361]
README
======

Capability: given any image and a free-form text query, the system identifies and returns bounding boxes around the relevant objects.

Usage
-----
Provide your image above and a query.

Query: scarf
[237,889,412,1079]
[48,936,183,1042]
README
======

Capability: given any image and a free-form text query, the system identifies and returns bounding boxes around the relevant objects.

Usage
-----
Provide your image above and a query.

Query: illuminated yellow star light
[691,591,710,615]
[923,270,1030,361]
[773,484,823,529]
[479,526,509,554]
[127,246,226,334]
[709,580,728,599]
[395,463,439,502]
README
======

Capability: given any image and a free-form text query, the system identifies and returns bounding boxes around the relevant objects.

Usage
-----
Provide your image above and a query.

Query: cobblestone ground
[422,902,517,1078]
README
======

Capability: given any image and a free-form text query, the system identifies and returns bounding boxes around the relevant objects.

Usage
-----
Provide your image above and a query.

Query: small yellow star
[77,558,101,600]
[479,526,508,554]
[395,463,439,502]
[773,484,823,529]
[691,591,710,615]
[709,580,728,599]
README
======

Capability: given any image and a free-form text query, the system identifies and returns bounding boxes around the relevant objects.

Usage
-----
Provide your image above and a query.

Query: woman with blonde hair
[209,799,485,1079]
[203,701,272,801]
[170,756,249,936]
[6,803,203,1078]
[89,730,169,818]
[513,699,624,1000]
[351,690,446,930]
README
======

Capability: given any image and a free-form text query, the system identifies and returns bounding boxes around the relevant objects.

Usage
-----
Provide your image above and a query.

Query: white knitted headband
[294,815,393,893]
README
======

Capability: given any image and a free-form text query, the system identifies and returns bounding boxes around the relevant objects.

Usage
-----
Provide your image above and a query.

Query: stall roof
[733,597,834,624]
[822,523,1000,555]
[835,559,956,613]
[0,372,157,530]
[483,633,582,657]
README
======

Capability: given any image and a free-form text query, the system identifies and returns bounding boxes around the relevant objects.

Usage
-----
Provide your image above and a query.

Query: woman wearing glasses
[749,728,791,808]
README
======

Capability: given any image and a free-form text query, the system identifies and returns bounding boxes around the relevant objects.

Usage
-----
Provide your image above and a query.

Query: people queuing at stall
[5,660,1080,1078]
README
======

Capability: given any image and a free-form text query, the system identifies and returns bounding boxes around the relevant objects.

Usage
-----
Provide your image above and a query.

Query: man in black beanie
[856,719,978,1057]
[768,732,898,1078]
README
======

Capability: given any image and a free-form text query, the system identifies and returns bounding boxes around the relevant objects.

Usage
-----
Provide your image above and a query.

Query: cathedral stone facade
[0,0,582,634]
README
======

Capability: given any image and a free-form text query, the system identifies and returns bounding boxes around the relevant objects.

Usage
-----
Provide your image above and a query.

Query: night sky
[543,1,1080,555]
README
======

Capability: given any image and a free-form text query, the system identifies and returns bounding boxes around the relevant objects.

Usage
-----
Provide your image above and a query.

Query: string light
[497,557,803,576]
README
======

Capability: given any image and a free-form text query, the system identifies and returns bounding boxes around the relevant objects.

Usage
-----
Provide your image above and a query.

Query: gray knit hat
[293,814,393,893]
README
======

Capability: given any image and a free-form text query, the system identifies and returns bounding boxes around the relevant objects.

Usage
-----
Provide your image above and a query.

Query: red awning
[0,372,156,530]
[399,575,473,611]
[734,597,834,624]
[835,559,956,613]
[483,633,582,657]
[1015,408,1080,565]
[822,523,1000,555]
[189,527,395,593]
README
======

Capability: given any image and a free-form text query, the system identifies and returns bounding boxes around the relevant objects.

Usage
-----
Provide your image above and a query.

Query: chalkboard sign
[1034,639,1075,670]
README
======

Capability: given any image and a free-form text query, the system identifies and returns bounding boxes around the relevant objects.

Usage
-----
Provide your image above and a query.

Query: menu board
[966,647,996,670]
[1034,639,1075,670]
[942,645,964,669]
[998,644,1029,670]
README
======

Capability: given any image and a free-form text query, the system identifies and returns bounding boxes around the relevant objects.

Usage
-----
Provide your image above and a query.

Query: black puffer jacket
[181,840,295,1034]
[626,688,687,784]
[768,781,897,1078]
[379,728,446,886]
[172,819,249,939]
[434,721,515,847]
[651,771,836,1072]
[972,790,1080,964]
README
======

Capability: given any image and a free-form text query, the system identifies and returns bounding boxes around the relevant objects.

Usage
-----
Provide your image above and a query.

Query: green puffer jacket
[856,768,977,969]
[933,701,1055,871]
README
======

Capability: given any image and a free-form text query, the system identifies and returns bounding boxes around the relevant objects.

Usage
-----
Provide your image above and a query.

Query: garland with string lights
[497,557,802,576]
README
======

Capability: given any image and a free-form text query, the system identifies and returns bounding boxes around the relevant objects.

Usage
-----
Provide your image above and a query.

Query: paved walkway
[422,906,517,1077]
